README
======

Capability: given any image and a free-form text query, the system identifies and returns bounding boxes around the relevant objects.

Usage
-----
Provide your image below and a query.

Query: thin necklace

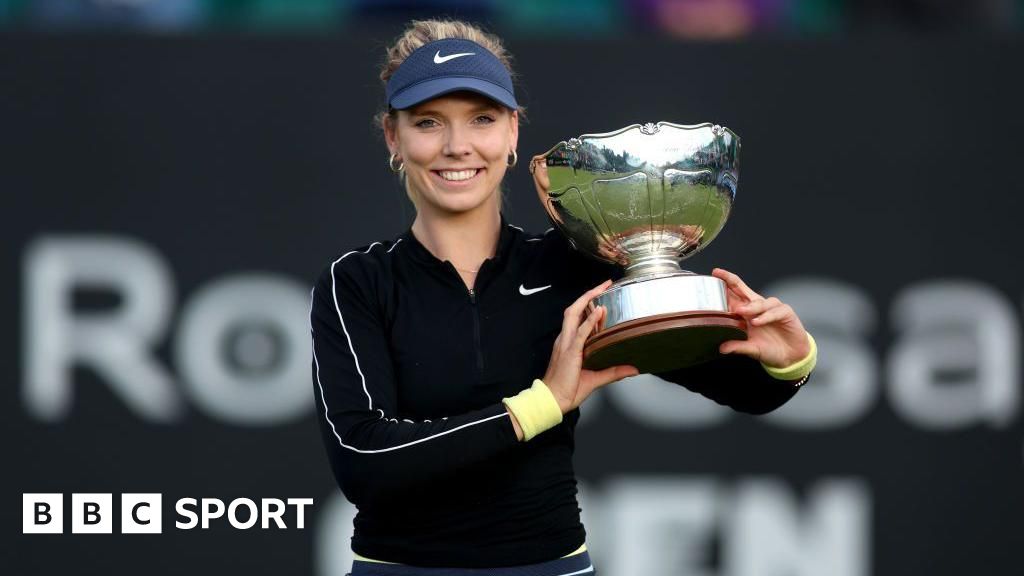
[454,265,479,274]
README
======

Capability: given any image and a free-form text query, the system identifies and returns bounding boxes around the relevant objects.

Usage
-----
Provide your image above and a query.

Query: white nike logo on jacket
[519,284,551,296]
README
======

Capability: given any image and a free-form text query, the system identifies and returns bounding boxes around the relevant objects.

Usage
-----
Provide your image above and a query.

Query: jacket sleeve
[654,355,808,415]
[310,259,520,508]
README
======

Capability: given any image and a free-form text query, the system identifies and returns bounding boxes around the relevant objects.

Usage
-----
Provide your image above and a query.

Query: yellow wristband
[761,332,817,381]
[502,379,564,441]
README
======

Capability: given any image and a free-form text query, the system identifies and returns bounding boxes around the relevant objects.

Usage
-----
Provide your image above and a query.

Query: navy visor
[385,38,518,110]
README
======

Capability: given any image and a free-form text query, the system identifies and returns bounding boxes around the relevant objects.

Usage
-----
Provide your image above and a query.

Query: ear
[383,113,399,155]
[508,109,519,152]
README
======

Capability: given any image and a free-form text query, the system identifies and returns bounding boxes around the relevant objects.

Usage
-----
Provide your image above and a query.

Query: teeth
[439,169,478,181]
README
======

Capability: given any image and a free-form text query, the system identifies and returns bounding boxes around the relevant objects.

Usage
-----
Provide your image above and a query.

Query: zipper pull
[468,288,476,303]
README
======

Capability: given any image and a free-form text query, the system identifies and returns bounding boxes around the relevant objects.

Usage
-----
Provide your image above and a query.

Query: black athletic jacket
[310,212,806,568]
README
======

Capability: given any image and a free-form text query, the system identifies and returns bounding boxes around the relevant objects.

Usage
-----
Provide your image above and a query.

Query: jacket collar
[399,212,519,270]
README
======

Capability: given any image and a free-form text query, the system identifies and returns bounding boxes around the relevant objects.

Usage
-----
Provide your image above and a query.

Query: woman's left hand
[712,267,811,368]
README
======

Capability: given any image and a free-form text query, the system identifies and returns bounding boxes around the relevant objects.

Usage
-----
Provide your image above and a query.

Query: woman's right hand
[543,279,640,414]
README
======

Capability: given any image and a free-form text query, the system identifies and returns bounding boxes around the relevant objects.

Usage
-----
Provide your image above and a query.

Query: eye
[414,118,439,128]
[474,115,496,125]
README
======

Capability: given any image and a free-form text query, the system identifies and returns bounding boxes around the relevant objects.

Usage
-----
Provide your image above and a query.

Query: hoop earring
[389,152,405,173]
[507,150,518,168]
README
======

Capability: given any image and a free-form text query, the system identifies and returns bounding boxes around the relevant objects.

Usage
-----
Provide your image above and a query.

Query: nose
[441,125,473,158]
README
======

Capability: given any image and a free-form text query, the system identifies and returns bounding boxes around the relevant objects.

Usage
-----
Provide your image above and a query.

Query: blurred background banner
[1,0,1024,35]
[2,3,1024,575]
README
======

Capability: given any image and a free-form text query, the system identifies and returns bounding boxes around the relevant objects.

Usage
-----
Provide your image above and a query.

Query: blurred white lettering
[888,281,1019,429]
[762,279,879,429]
[605,478,718,576]
[24,237,180,422]
[175,274,312,425]
[22,237,1022,432]
[726,478,870,576]
[315,491,357,576]
[311,477,872,576]
[23,235,312,425]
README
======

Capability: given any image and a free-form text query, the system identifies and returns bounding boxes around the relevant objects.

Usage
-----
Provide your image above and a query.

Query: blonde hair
[377,19,525,209]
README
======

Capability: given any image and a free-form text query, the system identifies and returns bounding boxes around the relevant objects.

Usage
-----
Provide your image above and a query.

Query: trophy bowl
[531,121,745,374]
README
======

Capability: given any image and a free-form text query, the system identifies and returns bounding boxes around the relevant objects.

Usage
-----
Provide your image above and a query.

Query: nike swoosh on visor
[434,51,475,64]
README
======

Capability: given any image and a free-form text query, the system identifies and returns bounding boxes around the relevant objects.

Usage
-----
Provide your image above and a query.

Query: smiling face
[384,91,518,217]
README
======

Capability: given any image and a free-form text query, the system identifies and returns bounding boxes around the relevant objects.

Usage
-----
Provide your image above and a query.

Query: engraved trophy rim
[532,121,740,166]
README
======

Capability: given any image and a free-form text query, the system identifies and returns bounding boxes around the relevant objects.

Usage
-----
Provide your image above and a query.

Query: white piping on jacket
[311,238,512,454]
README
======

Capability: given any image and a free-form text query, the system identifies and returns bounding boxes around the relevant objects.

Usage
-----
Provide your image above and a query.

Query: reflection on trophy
[531,122,745,374]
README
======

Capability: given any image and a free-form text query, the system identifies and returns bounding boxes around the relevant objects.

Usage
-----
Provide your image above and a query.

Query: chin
[432,189,497,215]
[439,199,488,215]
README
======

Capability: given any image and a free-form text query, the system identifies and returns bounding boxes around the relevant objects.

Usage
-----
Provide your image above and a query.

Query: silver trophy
[531,121,744,374]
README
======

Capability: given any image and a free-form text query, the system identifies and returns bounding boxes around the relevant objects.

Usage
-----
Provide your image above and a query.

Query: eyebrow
[410,104,501,117]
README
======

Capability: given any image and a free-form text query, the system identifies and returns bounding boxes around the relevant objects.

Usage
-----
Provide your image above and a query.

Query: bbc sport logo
[23,493,313,534]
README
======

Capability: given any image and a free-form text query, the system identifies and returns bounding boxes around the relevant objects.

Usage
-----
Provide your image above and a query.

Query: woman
[310,19,817,575]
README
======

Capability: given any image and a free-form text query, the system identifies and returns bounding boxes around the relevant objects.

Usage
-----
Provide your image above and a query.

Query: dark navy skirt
[348,550,595,576]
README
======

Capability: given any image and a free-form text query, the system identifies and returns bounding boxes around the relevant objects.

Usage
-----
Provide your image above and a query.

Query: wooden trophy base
[582,310,747,374]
